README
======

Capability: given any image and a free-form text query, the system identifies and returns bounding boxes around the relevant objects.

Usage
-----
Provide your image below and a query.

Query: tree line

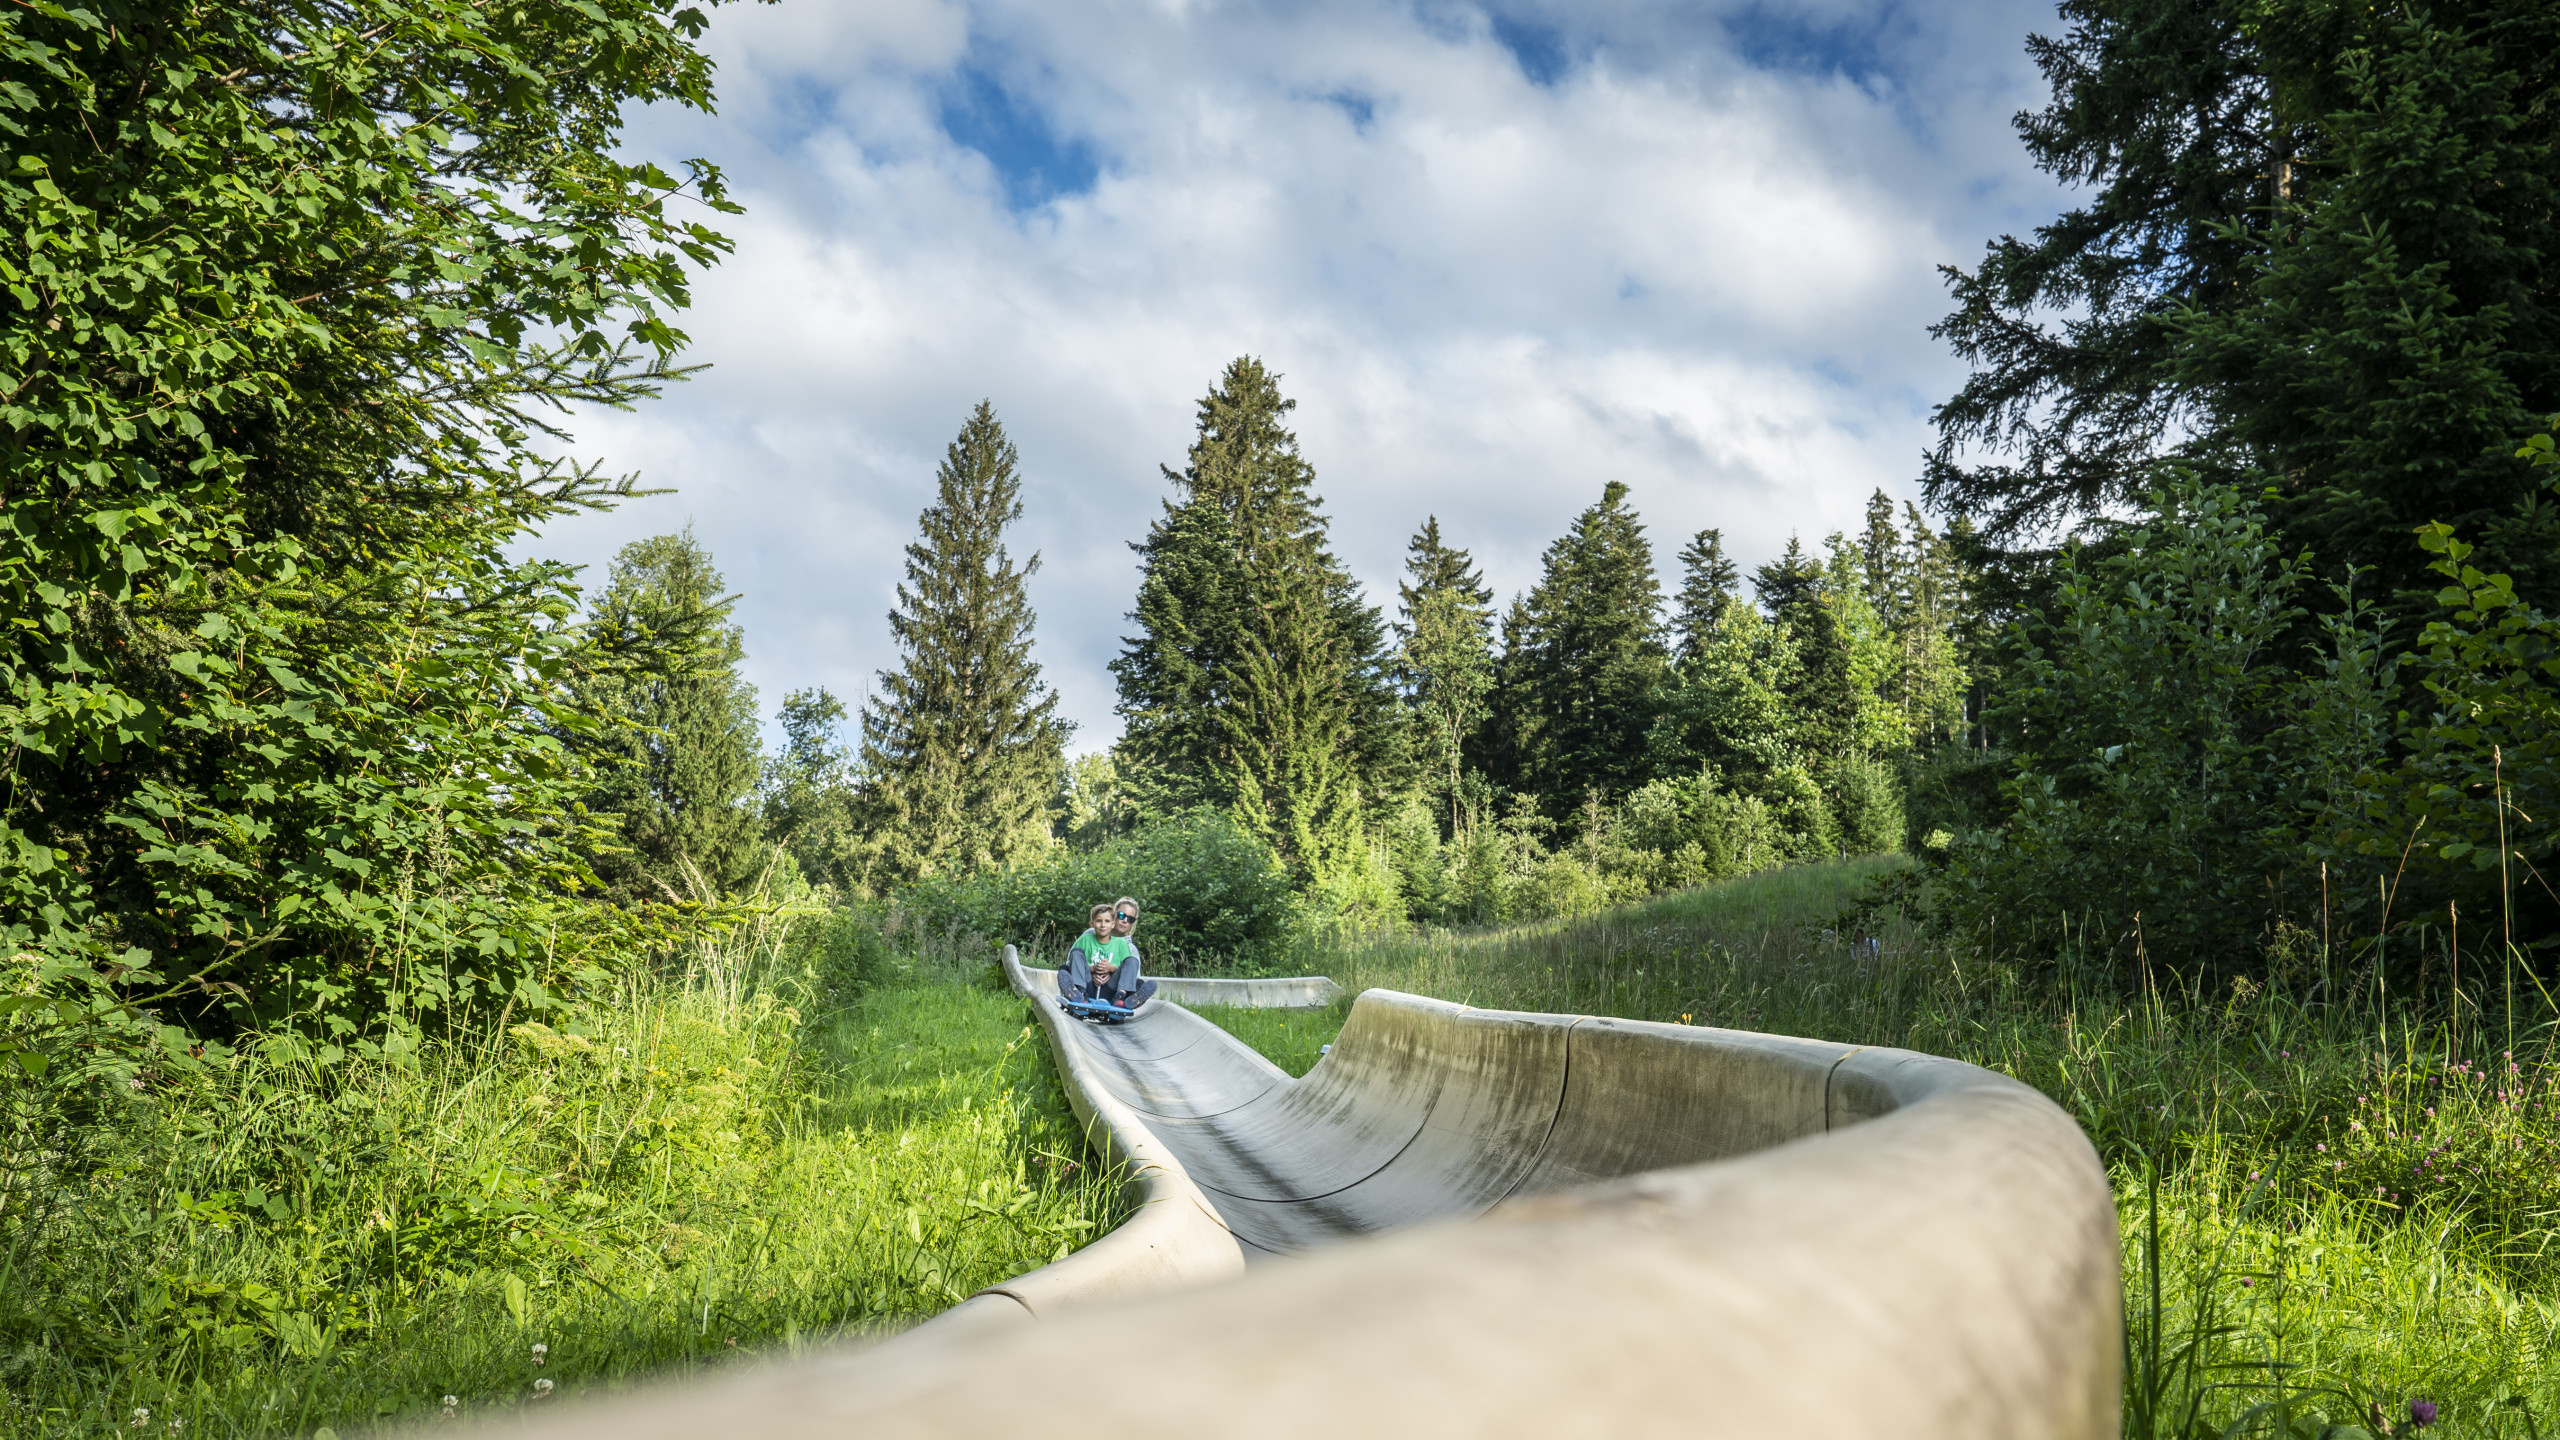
[587,357,1996,944]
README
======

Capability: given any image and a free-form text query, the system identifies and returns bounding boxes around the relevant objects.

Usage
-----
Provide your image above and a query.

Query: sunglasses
[1114,911,1135,922]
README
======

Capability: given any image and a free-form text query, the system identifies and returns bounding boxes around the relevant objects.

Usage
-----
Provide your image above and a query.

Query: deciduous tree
[0,0,737,1021]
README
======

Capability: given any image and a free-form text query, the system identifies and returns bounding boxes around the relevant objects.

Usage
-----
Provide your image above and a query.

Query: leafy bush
[1898,744,2007,851]
[1612,765,1789,886]
[2326,420,2560,956]
[897,810,1298,971]
[1918,432,2560,983]
[1926,479,2386,977]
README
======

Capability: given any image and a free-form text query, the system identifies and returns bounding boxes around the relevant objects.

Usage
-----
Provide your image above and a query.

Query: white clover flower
[131,1409,149,1429]
[532,1379,554,1399]
[530,1342,548,1366]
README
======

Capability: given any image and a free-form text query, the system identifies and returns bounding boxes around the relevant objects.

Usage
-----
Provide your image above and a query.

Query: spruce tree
[1752,535,1858,774]
[2171,3,2559,605]
[1329,566,1418,817]
[1115,359,1401,878]
[1488,482,1669,821]
[860,402,1070,884]
[572,529,766,902]
[1114,498,1240,814]
[1857,492,1904,625]
[1930,0,2560,584]
[1751,536,1821,617]
[1671,528,1741,665]
[1925,0,2300,543]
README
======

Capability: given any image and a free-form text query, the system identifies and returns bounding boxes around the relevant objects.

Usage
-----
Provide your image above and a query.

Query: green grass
[1181,1005,1344,1078]
[21,859,2553,1438]
[1176,859,2560,1439]
[0,949,1123,1438]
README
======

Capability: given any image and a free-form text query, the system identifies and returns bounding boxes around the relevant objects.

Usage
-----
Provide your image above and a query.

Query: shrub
[1510,854,1612,921]
[1830,753,1906,857]
[897,810,1298,971]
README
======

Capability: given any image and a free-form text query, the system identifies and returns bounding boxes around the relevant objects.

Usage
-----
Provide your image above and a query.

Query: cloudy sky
[535,0,2072,751]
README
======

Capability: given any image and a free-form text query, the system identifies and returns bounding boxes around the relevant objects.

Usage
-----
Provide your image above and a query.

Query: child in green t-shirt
[1061,903,1132,1003]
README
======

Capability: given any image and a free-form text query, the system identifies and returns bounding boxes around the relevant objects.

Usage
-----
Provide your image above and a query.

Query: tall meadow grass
[0,914,1122,1438]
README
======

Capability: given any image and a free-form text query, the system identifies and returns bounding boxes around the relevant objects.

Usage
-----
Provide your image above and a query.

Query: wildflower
[131,1410,149,1429]
[532,1379,554,1399]
[2282,1051,2291,1059]
[168,1424,182,1436]
[2409,1399,2438,1429]
[2316,1143,2327,1152]
[2240,1277,2254,1288]
[530,1343,548,1367]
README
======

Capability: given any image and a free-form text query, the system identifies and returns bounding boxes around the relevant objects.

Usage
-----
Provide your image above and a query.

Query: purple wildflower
[2408,1399,2439,1428]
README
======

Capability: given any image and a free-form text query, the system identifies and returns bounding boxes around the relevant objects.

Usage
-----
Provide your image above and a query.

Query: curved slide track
[492,946,2121,1439]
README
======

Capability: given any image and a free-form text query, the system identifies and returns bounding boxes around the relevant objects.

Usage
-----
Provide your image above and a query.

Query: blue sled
[1058,997,1138,1024]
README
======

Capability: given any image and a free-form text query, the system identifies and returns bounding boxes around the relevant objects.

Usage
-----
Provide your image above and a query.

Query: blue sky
[538,0,2070,752]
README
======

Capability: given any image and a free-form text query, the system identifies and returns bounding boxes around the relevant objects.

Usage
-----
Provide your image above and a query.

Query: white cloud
[527,0,2069,750]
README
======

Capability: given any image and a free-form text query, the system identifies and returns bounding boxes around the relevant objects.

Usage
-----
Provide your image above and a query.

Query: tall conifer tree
[2170,3,2559,603]
[1115,359,1401,877]
[1488,482,1668,821]
[1929,0,2559,594]
[860,402,1069,883]
[571,529,766,901]
[1857,492,1905,624]
[1754,535,1858,772]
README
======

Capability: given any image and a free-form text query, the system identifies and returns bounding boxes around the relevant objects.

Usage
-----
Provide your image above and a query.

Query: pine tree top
[1400,516,1492,607]
[1753,534,1821,619]
[1673,527,1739,664]
[1396,515,1494,648]
[1167,357,1328,569]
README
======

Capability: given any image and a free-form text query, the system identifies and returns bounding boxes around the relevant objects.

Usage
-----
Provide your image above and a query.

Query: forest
[3,0,2557,1434]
